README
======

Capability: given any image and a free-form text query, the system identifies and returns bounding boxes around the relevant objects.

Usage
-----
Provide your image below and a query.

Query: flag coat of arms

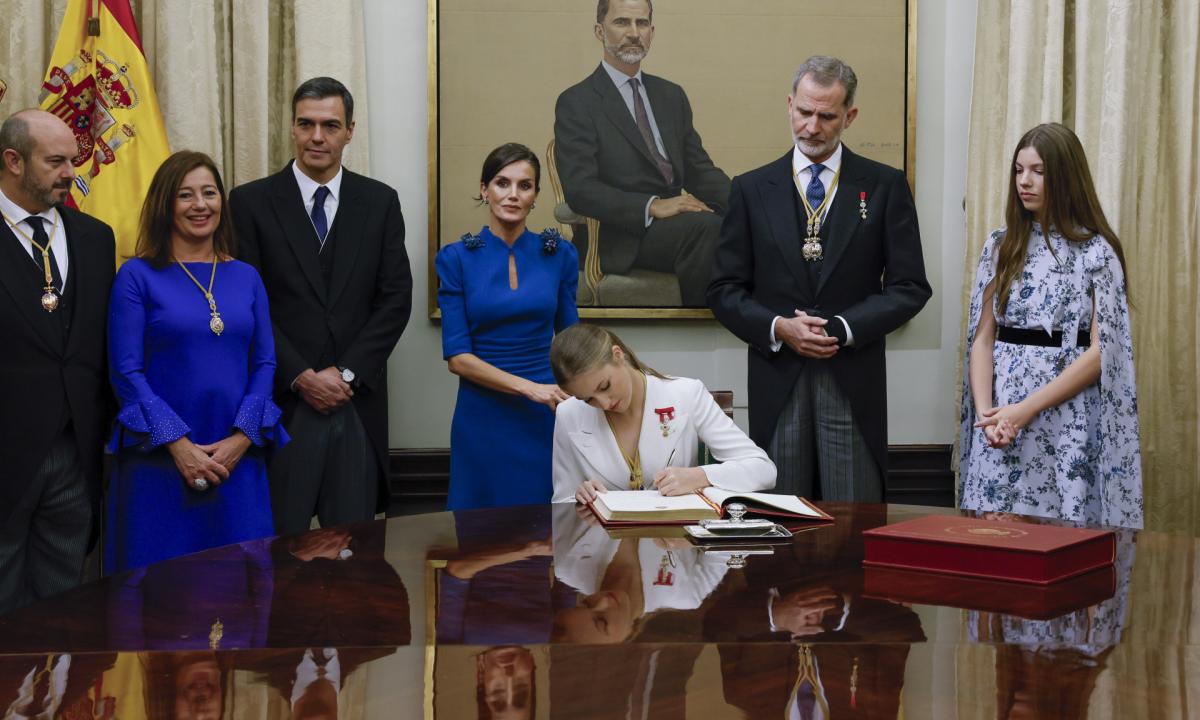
[39,0,170,263]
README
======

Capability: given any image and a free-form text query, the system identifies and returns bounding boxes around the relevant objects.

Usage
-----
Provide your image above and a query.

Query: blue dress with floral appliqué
[959,226,1143,528]
[436,227,579,509]
[107,258,287,572]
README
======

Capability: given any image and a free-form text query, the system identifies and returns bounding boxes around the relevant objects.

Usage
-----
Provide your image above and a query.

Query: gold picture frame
[427,0,918,320]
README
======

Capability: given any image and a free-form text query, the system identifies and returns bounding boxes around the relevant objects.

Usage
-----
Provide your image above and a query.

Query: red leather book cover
[861,515,1116,585]
[863,564,1117,620]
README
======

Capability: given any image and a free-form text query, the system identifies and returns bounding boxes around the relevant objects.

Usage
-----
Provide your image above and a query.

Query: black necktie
[628,77,675,185]
[26,216,63,292]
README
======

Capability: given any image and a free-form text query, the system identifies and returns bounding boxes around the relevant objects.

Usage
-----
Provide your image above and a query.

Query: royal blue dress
[106,258,287,573]
[436,226,579,509]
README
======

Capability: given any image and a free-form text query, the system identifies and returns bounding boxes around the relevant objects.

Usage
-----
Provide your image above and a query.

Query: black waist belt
[997,325,1090,348]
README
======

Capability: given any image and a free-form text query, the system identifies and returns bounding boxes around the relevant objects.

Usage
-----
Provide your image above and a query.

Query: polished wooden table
[0,502,1190,718]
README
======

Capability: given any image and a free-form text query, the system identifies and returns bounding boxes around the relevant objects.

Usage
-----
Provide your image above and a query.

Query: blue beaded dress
[436,227,579,509]
[106,258,288,572]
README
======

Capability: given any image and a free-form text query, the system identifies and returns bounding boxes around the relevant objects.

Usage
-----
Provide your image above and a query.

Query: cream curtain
[0,0,369,187]
[962,0,1200,534]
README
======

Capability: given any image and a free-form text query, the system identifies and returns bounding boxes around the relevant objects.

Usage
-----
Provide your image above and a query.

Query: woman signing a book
[550,324,776,504]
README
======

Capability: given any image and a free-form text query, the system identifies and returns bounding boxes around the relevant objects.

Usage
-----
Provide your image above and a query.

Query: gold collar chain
[176,257,225,336]
[2,210,62,312]
[792,165,842,262]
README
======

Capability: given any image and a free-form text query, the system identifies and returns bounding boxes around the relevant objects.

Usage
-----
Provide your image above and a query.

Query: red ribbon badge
[654,407,675,424]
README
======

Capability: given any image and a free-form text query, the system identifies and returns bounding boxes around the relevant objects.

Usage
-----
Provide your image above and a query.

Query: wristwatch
[339,367,356,385]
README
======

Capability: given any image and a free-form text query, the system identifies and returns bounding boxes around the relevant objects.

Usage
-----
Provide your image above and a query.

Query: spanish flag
[39,0,170,263]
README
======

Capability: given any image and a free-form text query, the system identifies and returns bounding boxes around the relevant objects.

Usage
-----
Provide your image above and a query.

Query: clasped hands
[297,366,353,414]
[574,466,710,505]
[974,401,1035,448]
[168,430,252,490]
[776,310,838,359]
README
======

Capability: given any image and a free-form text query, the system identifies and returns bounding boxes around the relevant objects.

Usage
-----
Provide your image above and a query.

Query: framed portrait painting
[428,0,917,319]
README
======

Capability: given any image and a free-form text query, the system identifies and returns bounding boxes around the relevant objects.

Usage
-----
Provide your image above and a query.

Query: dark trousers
[269,401,379,536]
[633,210,721,307]
[0,432,91,615]
[768,362,882,502]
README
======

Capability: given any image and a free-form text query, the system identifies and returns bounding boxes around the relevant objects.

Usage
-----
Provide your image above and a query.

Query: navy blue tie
[805,164,826,213]
[311,185,330,249]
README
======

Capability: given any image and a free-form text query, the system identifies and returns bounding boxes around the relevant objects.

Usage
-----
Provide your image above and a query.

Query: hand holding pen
[652,448,711,496]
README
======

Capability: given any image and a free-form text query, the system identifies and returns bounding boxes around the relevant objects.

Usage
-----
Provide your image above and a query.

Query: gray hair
[0,113,36,162]
[792,56,858,107]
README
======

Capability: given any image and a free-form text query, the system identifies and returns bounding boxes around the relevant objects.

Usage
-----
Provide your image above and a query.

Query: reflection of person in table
[550,324,775,504]
[966,522,1136,720]
[553,0,731,306]
[435,507,576,646]
[550,501,729,643]
[475,646,536,720]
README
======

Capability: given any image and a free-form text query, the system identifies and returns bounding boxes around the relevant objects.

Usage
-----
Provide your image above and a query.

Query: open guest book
[587,488,833,526]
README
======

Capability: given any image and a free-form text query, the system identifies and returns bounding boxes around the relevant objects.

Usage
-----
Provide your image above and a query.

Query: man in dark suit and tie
[230,77,413,535]
[554,0,730,307]
[708,56,931,501]
[0,109,115,615]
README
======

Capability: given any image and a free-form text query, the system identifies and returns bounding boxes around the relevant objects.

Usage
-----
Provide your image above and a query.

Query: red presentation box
[861,515,1116,585]
[863,564,1117,620]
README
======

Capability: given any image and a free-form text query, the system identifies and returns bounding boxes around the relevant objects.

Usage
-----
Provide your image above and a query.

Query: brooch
[461,232,484,250]
[540,227,562,254]
[654,406,675,437]
[859,191,868,220]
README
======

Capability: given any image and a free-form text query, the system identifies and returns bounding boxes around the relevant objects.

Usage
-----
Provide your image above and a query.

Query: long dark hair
[550,324,668,387]
[135,150,234,267]
[994,123,1128,314]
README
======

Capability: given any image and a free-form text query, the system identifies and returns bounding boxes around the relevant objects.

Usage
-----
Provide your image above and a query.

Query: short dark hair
[478,142,541,197]
[0,113,36,163]
[136,151,235,267]
[792,55,858,108]
[291,77,355,125]
[596,0,653,24]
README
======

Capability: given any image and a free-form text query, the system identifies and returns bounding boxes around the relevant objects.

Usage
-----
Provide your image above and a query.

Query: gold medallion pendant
[178,258,224,337]
[41,289,60,312]
[802,237,824,261]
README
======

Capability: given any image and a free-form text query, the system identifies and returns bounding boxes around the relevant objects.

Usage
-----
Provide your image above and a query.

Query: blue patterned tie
[805,164,826,213]
[311,185,330,249]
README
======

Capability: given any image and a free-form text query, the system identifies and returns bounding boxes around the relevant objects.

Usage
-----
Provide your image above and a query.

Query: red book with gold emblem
[861,515,1115,585]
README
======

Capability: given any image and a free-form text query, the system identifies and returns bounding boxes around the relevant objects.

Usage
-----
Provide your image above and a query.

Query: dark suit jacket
[229,163,413,482]
[0,206,114,527]
[707,148,931,474]
[554,64,730,274]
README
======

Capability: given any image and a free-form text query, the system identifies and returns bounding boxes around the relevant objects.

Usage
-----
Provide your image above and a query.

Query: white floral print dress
[959,225,1143,529]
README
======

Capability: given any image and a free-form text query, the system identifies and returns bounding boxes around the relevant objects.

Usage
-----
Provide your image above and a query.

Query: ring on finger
[193,477,210,491]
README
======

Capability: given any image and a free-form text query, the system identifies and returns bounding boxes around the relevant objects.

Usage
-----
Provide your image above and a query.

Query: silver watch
[340,367,356,384]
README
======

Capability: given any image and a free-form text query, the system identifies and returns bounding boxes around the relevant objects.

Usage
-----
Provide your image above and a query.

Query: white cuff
[644,196,659,227]
[769,316,784,353]
[835,315,854,346]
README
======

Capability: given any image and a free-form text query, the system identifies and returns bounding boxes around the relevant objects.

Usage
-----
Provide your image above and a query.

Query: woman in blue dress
[107,151,287,572]
[436,143,579,509]
[959,123,1141,528]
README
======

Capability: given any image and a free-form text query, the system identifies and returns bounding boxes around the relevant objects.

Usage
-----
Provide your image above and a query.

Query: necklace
[177,257,225,336]
[605,371,648,489]
[2,211,62,312]
[792,164,842,261]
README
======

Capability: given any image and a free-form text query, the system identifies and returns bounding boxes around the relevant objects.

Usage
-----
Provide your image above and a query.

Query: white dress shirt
[292,162,344,232]
[601,60,669,228]
[769,142,854,351]
[0,186,69,285]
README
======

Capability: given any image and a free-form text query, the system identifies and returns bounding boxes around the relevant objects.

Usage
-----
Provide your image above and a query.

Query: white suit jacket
[552,374,776,502]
